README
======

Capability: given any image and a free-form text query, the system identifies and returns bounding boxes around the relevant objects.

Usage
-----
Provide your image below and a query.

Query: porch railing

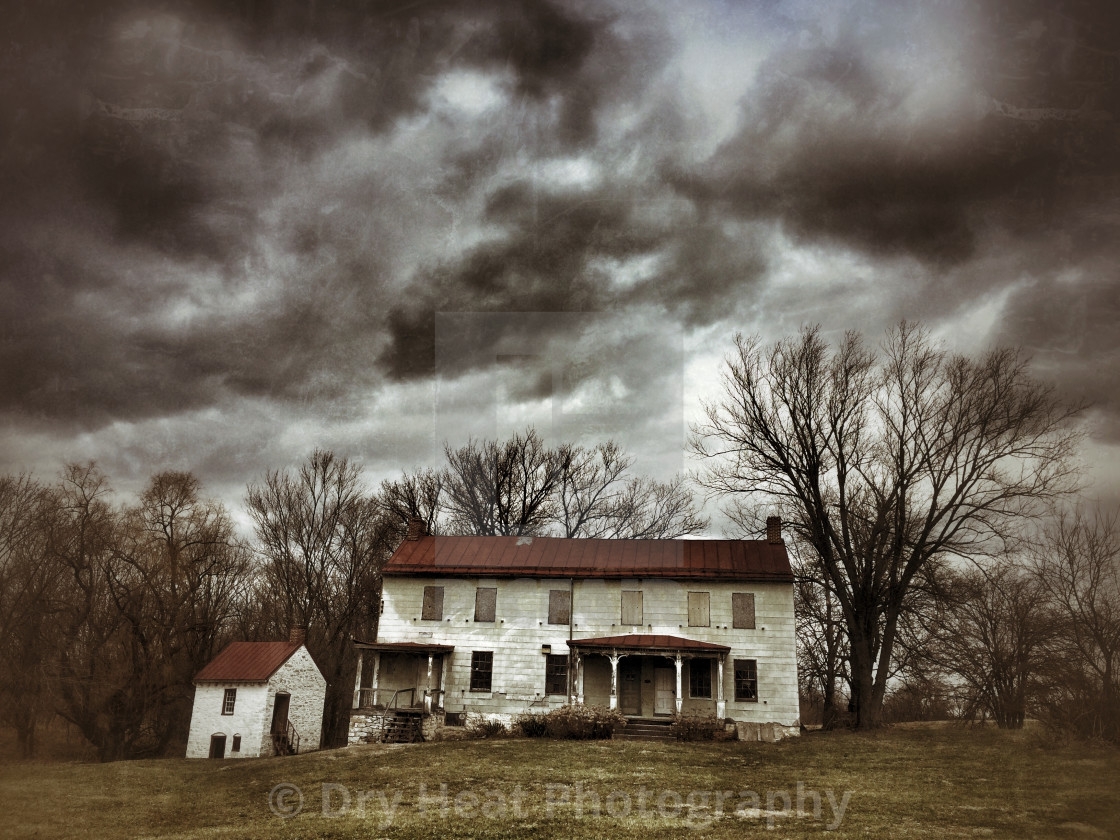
[357,687,419,710]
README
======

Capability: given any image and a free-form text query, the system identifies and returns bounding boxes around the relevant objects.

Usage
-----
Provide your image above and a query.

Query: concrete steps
[614,717,675,742]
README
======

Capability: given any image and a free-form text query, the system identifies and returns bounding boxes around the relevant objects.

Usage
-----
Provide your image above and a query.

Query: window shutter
[621,590,643,625]
[732,593,756,629]
[422,585,444,621]
[687,592,710,627]
[548,589,571,625]
[475,587,497,622]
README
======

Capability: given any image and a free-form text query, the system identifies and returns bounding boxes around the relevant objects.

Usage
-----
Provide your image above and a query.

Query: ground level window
[689,660,712,698]
[734,659,758,702]
[470,651,493,692]
[231,735,241,752]
[545,654,568,695]
[222,688,236,715]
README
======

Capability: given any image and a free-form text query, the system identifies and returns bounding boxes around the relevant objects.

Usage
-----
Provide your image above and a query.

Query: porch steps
[614,717,675,742]
[382,708,424,743]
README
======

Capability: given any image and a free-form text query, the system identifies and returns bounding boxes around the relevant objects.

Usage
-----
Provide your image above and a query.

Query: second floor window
[732,593,756,629]
[422,585,444,621]
[621,590,643,625]
[548,589,571,625]
[470,651,493,692]
[545,654,568,695]
[222,688,236,715]
[687,592,710,627]
[475,587,496,622]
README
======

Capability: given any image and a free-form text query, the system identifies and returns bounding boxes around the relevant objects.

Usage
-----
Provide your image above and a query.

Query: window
[231,735,241,752]
[545,654,568,696]
[422,585,444,621]
[687,592,710,627]
[621,590,643,625]
[222,688,236,715]
[470,651,493,692]
[475,587,497,622]
[732,593,756,629]
[548,589,571,625]
[689,660,712,698]
[734,659,758,702]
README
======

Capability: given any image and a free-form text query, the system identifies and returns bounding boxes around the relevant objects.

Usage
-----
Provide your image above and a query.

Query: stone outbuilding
[186,628,326,758]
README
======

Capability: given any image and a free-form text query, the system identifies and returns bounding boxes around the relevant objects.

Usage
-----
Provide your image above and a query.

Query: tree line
[0,435,705,759]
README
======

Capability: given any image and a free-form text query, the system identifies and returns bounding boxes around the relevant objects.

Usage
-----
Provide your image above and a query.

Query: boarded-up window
[545,654,568,695]
[470,651,493,692]
[548,589,571,625]
[689,660,712,698]
[474,587,497,622]
[222,688,236,715]
[734,659,758,702]
[732,593,756,629]
[687,592,710,627]
[621,590,643,625]
[422,585,444,621]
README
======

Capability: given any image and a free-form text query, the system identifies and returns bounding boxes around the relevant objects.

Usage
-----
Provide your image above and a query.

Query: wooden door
[619,660,641,715]
[208,734,226,759]
[654,668,675,715]
[271,693,290,735]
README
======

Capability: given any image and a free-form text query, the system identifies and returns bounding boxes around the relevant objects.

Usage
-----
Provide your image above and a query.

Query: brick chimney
[766,516,783,544]
[407,517,428,541]
[289,625,307,645]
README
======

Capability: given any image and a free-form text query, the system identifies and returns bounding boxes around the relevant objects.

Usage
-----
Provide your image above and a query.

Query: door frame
[208,733,226,759]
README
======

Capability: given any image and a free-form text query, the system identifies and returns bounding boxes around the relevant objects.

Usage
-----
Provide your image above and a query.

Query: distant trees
[692,323,1083,729]
[245,450,392,749]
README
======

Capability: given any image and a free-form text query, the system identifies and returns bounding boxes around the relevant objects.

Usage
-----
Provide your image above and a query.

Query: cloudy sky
[2,0,1118,530]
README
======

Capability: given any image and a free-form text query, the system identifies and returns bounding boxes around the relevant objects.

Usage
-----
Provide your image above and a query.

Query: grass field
[2,723,1118,839]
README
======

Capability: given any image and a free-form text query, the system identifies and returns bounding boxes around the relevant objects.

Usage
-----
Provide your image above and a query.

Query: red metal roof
[194,641,302,683]
[383,535,792,582]
[353,640,455,654]
[567,634,731,653]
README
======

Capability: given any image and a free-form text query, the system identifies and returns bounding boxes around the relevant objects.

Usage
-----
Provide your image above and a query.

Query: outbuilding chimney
[289,625,307,645]
[766,516,783,544]
[407,517,428,541]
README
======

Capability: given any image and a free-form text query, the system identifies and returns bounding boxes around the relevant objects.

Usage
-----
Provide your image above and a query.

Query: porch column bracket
[353,651,363,709]
[674,654,683,715]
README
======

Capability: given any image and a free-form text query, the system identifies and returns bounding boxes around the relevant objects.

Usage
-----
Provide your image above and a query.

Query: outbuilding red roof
[194,641,303,683]
[383,535,791,582]
[567,634,731,653]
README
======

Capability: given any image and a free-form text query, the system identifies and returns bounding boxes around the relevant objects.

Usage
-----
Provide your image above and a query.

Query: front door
[654,668,675,715]
[208,734,226,759]
[619,660,641,715]
[271,693,290,735]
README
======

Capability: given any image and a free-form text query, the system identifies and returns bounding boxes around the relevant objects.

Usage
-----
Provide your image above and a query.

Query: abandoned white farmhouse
[186,628,326,758]
[349,518,799,742]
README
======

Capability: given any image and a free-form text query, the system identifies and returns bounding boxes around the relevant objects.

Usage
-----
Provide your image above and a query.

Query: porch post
[371,652,381,706]
[577,655,585,705]
[675,654,683,715]
[353,650,363,709]
[716,656,726,719]
[609,652,621,710]
[425,654,434,714]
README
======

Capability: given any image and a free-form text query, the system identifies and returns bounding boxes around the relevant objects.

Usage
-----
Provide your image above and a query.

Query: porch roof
[353,640,454,655]
[566,633,730,654]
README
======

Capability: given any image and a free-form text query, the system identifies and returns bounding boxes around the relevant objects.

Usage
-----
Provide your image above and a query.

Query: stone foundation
[734,721,800,742]
[348,710,446,744]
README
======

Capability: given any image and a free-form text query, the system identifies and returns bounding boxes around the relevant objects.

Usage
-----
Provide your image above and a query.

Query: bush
[515,705,626,739]
[467,718,508,739]
[514,713,550,738]
[670,713,735,741]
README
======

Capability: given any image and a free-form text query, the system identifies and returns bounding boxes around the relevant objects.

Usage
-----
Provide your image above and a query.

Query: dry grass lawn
[2,722,1118,839]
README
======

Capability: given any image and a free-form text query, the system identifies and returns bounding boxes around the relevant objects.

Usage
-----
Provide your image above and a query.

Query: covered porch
[567,634,731,719]
[352,641,453,715]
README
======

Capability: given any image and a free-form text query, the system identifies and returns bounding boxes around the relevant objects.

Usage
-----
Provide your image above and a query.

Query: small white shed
[186,629,326,758]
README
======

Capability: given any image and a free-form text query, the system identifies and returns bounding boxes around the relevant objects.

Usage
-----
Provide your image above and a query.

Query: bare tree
[1031,507,1120,740]
[692,323,1082,728]
[441,429,570,536]
[378,467,444,537]
[246,450,392,748]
